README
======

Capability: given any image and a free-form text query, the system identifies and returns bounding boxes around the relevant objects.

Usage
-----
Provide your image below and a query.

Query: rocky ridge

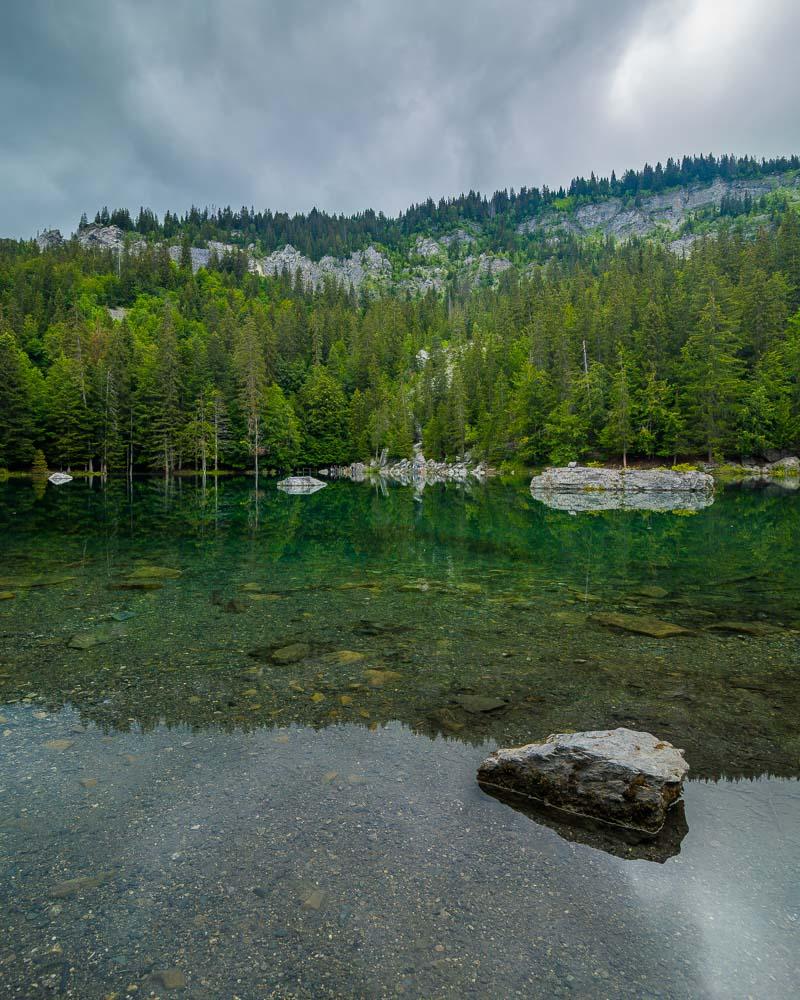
[33,171,800,294]
[517,172,800,245]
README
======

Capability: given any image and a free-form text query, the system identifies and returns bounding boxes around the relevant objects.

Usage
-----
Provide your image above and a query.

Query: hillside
[1,153,799,476]
[34,154,800,295]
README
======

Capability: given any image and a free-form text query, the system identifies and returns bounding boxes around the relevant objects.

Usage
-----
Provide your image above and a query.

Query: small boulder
[271,642,311,664]
[478,728,689,834]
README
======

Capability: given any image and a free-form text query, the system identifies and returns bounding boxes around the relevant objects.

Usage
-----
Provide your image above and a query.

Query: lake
[1,476,798,998]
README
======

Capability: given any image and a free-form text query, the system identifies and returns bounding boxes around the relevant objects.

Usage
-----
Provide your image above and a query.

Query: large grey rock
[277,476,326,494]
[768,456,799,474]
[530,466,714,493]
[253,243,391,290]
[478,728,689,834]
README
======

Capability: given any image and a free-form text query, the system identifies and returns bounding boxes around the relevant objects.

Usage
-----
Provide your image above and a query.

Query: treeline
[79,153,799,260]
[1,208,800,475]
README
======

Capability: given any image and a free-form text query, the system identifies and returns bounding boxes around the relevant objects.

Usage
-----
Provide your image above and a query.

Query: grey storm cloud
[2,0,799,239]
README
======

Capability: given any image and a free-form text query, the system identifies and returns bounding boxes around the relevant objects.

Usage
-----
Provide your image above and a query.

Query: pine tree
[262,384,301,469]
[0,332,36,468]
[234,316,267,477]
[298,366,349,465]
[150,305,183,475]
[679,293,744,461]
[600,347,634,466]
[44,356,94,469]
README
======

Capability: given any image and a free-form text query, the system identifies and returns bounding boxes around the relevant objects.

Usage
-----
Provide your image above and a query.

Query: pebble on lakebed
[478,728,689,835]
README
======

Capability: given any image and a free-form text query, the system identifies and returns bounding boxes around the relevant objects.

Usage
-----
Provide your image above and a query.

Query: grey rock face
[76,224,126,252]
[414,236,442,258]
[517,172,799,244]
[36,229,65,251]
[253,243,391,290]
[478,728,689,834]
[464,253,513,281]
[530,466,714,493]
[440,228,476,248]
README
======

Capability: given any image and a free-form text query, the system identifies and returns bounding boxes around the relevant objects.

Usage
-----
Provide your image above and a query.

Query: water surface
[1,477,798,997]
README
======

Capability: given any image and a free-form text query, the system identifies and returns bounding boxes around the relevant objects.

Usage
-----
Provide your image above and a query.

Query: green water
[1,477,799,997]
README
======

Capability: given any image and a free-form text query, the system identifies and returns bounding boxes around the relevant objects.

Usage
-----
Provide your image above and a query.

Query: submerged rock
[0,574,76,589]
[478,728,689,834]
[706,620,783,637]
[589,612,691,638]
[270,642,311,664]
[127,564,181,579]
[68,622,129,649]
[49,872,111,898]
[456,695,508,714]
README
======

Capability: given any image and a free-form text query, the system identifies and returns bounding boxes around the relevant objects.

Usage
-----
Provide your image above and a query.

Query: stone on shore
[530,466,714,493]
[478,728,689,834]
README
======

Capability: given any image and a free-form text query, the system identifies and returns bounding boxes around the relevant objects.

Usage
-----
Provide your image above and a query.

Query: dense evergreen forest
[2,158,800,476]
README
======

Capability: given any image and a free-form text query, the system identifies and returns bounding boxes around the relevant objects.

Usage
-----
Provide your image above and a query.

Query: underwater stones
[127,565,182,580]
[589,612,691,638]
[455,695,508,714]
[707,621,783,637]
[271,642,311,664]
[0,574,76,589]
[300,888,327,911]
[222,598,248,614]
[49,872,110,897]
[364,668,402,687]
[320,649,365,664]
[633,585,670,599]
[152,969,187,990]
[428,707,464,732]
[44,739,74,751]
[67,623,128,650]
[478,728,689,834]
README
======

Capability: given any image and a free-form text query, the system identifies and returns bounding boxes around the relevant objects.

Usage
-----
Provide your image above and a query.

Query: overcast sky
[2,0,799,239]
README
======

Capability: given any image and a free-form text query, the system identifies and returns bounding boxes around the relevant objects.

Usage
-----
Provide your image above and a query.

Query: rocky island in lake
[530,465,715,494]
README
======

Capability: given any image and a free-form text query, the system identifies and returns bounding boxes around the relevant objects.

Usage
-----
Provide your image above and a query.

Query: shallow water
[1,476,799,997]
